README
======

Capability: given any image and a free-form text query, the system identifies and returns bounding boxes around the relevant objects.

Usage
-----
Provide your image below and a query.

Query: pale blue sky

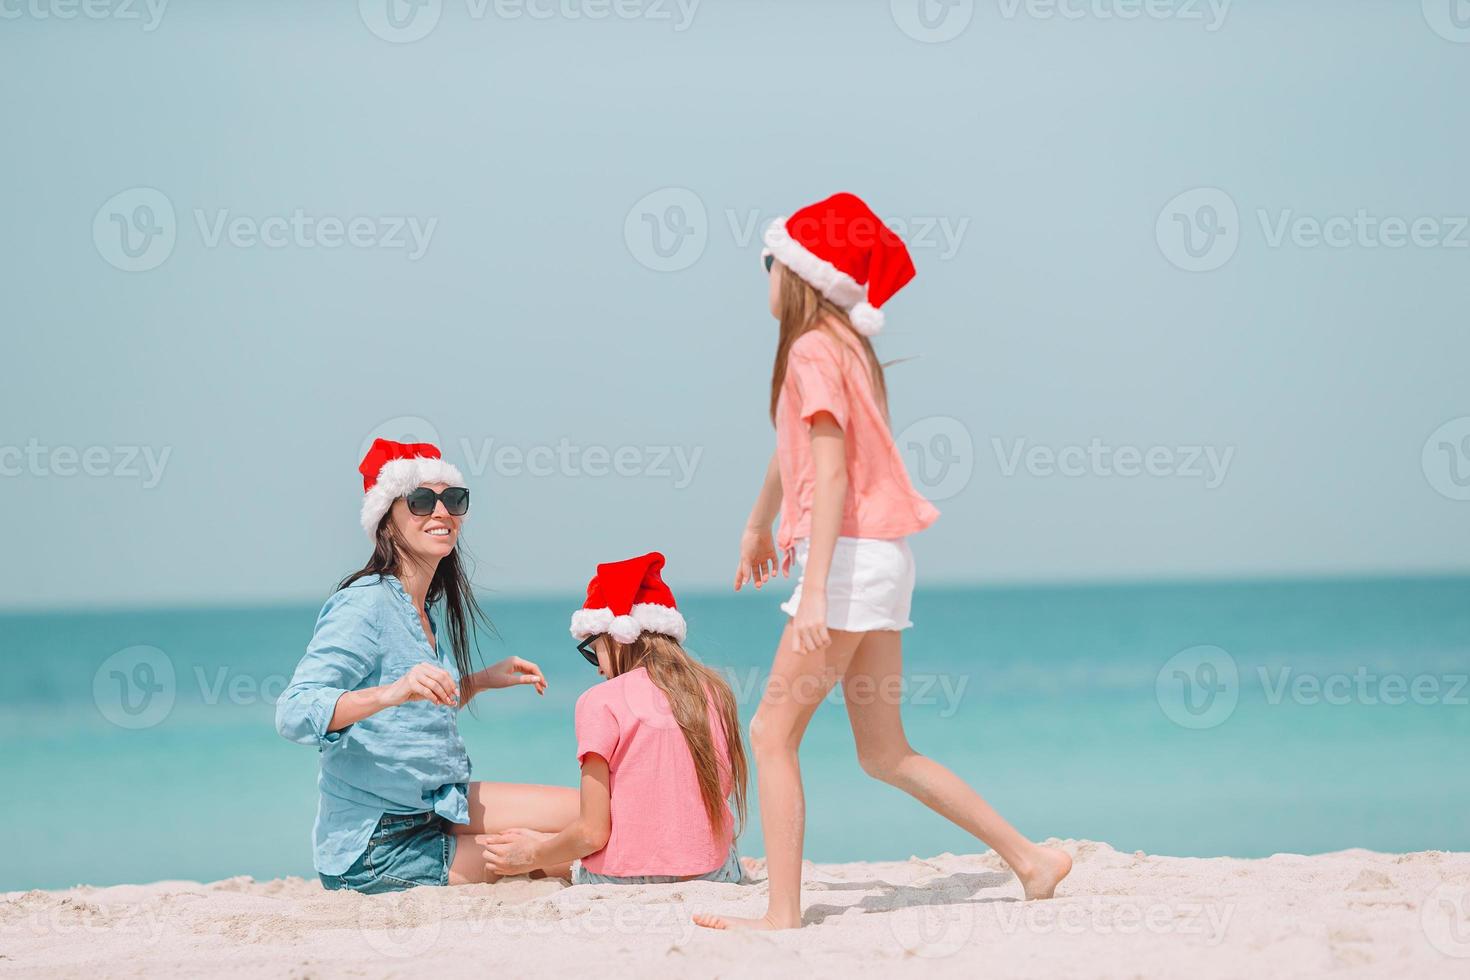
[3,0,1468,610]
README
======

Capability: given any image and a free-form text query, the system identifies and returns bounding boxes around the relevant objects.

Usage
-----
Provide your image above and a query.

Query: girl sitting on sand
[481,552,749,885]
[276,438,579,894]
[696,194,1072,931]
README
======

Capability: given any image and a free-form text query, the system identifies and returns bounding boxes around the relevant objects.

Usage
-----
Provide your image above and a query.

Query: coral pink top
[574,668,734,877]
[774,329,939,554]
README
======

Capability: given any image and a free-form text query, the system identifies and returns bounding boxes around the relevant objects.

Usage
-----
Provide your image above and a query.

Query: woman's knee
[856,744,917,784]
[748,710,798,758]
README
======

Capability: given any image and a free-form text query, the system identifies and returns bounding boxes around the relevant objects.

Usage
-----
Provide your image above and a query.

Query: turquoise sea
[4,577,1467,892]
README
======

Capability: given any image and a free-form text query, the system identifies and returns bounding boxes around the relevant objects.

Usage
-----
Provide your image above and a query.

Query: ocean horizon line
[5,566,1468,619]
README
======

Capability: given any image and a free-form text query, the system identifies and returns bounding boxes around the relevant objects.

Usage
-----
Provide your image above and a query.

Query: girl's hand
[384,662,459,707]
[482,827,552,877]
[477,656,547,695]
[791,591,831,654]
[735,525,784,591]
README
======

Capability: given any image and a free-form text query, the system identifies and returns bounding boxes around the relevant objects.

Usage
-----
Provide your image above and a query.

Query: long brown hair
[769,262,889,423]
[603,633,749,837]
[338,515,491,683]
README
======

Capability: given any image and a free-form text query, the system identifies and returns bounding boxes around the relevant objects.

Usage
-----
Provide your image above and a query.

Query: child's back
[575,666,735,877]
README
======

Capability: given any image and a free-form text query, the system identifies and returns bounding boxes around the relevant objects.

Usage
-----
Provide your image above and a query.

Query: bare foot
[1019,845,1073,900]
[693,911,799,931]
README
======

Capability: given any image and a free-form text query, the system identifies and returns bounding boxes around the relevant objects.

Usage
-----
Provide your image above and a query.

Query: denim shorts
[571,843,744,886]
[319,811,456,894]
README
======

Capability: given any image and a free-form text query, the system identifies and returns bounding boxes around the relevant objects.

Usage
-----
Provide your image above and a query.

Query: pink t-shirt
[775,329,940,554]
[574,667,735,877]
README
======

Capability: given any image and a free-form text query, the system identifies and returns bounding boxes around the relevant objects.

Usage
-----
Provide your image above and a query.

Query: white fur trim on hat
[763,217,867,310]
[359,456,466,536]
[608,615,640,644]
[570,602,688,643]
[848,302,885,337]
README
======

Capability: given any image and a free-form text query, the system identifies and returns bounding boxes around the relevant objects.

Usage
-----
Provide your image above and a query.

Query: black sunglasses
[404,486,470,517]
[576,633,602,668]
[763,253,774,273]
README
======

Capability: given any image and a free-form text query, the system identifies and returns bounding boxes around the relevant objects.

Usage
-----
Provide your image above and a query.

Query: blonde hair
[603,634,749,837]
[769,262,889,424]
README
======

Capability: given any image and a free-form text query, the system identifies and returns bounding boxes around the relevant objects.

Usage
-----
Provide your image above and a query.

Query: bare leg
[695,624,865,931]
[448,836,572,884]
[455,781,579,834]
[446,781,580,884]
[842,630,1071,899]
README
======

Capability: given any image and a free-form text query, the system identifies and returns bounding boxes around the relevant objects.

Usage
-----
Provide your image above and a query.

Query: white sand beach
[4,841,1468,978]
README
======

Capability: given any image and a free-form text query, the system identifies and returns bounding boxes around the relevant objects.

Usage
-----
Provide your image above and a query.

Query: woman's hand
[474,656,547,696]
[735,524,785,591]
[791,589,831,654]
[482,827,552,877]
[383,662,459,707]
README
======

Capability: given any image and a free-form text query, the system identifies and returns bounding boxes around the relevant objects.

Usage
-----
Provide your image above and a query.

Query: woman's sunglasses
[403,486,470,517]
[763,252,775,273]
[576,634,602,668]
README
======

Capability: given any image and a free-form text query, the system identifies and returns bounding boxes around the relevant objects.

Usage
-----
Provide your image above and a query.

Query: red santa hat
[761,192,917,337]
[358,438,466,536]
[570,551,687,645]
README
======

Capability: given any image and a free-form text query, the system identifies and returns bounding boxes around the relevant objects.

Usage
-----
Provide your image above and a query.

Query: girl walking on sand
[695,194,1071,931]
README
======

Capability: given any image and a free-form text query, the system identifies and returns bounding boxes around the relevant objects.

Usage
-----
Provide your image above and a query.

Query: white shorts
[780,537,916,632]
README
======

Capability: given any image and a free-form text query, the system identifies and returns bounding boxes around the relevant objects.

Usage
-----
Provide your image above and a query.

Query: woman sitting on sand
[275,438,578,894]
[479,552,750,885]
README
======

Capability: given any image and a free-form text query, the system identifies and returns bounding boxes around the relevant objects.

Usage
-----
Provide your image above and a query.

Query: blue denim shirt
[275,574,471,875]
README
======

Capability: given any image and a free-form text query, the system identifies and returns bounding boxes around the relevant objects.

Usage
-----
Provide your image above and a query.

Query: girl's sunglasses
[763,252,775,273]
[576,634,602,668]
[404,486,470,517]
